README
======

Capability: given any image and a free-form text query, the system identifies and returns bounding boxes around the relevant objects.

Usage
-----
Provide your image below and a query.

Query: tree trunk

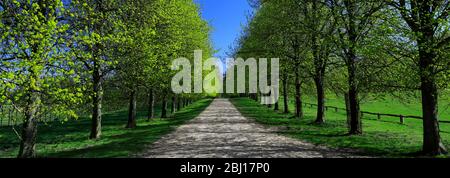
[252,92,258,102]
[282,74,289,114]
[161,95,168,118]
[147,90,154,121]
[294,67,303,118]
[171,96,176,113]
[90,61,102,139]
[312,29,326,124]
[345,0,362,135]
[314,77,325,124]
[347,57,362,135]
[418,38,447,155]
[18,91,40,158]
[344,92,351,130]
[177,96,181,111]
[126,90,137,128]
[420,75,446,155]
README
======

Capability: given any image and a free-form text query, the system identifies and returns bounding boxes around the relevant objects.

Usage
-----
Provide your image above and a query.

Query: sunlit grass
[231,97,450,157]
[0,99,212,158]
[301,94,450,121]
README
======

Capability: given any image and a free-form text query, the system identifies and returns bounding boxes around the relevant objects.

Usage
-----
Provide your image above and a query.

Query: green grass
[230,97,450,157]
[0,99,212,158]
[301,94,450,121]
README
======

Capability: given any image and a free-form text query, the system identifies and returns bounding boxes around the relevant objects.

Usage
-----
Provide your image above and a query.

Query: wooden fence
[303,102,450,124]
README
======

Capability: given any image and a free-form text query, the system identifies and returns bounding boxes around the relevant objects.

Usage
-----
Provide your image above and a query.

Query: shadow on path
[140,99,368,158]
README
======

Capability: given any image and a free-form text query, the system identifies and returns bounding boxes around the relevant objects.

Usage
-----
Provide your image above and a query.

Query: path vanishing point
[141,99,366,158]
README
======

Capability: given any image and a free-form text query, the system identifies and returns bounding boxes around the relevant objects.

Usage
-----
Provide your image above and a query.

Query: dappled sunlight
[231,98,450,157]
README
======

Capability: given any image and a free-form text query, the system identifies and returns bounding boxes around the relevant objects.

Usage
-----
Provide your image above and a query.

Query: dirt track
[140,99,366,158]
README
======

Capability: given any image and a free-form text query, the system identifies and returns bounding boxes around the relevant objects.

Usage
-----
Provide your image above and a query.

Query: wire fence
[0,105,23,127]
[0,100,136,127]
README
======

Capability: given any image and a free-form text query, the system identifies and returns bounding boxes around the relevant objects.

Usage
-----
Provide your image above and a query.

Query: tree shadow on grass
[43,123,175,158]
[229,98,433,157]
[0,99,212,158]
[285,129,424,157]
[41,99,212,158]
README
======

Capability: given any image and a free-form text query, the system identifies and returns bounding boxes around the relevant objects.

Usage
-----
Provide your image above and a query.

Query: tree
[147,89,155,120]
[154,0,212,117]
[300,0,336,124]
[237,0,308,117]
[329,0,385,134]
[68,0,125,139]
[116,0,158,128]
[1,0,84,157]
[387,0,449,155]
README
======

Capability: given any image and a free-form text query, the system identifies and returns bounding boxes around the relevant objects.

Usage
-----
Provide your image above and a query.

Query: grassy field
[230,97,450,157]
[301,94,450,121]
[0,99,212,158]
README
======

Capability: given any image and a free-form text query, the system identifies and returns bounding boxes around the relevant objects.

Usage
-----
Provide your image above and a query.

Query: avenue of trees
[0,0,212,158]
[236,0,449,156]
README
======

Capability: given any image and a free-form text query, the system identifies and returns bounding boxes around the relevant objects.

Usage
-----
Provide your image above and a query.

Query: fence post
[335,107,338,112]
[400,115,404,124]
[377,114,381,120]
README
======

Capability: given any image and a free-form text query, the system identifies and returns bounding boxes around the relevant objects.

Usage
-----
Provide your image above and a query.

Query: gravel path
[140,98,366,158]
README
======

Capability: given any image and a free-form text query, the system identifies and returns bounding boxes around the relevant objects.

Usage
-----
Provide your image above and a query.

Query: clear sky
[195,0,253,59]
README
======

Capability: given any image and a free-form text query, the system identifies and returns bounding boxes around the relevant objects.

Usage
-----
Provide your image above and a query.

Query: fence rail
[0,101,130,127]
[303,102,450,124]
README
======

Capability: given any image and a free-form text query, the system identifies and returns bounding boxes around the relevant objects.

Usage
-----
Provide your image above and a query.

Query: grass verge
[0,98,212,158]
[230,97,450,157]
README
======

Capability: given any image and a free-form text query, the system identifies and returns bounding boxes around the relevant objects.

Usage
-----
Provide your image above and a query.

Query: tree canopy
[0,0,213,157]
[235,0,449,156]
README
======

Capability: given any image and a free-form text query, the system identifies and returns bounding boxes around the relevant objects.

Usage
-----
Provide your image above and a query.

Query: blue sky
[195,0,253,59]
